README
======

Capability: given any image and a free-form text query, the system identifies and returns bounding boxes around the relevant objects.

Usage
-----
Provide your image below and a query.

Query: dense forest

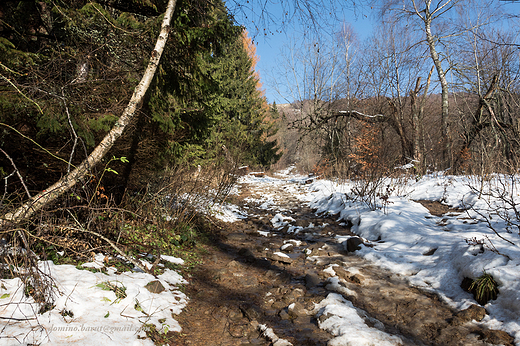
[0,0,280,216]
[0,0,282,283]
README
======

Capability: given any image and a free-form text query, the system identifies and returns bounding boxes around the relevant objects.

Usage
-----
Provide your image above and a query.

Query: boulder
[345,237,364,252]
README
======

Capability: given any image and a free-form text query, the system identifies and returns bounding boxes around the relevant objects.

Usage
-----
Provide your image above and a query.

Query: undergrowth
[0,162,234,315]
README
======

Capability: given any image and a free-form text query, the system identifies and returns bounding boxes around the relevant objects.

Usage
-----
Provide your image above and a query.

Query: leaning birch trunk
[0,0,177,227]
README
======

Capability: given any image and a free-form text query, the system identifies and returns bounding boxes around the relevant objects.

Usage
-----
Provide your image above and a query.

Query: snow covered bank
[301,174,520,343]
[0,255,187,345]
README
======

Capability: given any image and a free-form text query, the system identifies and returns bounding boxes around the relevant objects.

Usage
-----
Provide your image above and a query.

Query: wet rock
[287,302,308,318]
[144,280,165,294]
[305,273,322,289]
[345,236,364,252]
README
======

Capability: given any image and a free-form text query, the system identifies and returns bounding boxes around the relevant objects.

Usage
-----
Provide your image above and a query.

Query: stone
[283,288,305,304]
[271,300,287,310]
[345,236,364,252]
[318,313,332,324]
[240,304,263,321]
[227,260,243,269]
[334,266,363,284]
[304,273,321,289]
[423,248,438,256]
[279,309,291,320]
[238,247,255,259]
[287,302,308,318]
[266,252,293,264]
[280,243,294,253]
[144,280,165,294]
[291,315,313,326]
[294,219,308,228]
[228,308,244,322]
[306,242,326,256]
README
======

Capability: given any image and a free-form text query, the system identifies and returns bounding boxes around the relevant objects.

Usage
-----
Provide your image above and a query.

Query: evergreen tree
[0,0,279,204]
[203,27,281,167]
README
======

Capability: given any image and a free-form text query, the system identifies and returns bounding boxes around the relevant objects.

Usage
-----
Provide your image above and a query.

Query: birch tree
[0,0,177,227]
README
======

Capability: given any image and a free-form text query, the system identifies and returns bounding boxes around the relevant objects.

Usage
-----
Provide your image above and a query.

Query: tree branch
[0,0,178,227]
[336,110,387,122]
[0,148,31,199]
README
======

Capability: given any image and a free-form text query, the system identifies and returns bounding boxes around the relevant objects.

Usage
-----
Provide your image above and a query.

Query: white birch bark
[0,0,178,226]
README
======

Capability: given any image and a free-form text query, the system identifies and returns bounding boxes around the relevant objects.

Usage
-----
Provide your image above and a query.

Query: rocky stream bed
[167,175,514,346]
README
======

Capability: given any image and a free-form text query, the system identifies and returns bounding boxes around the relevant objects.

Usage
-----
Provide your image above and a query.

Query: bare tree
[451,26,520,173]
[410,67,434,173]
[377,0,506,169]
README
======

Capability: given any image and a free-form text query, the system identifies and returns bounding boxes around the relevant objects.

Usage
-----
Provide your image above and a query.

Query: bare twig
[66,210,150,274]
[0,148,31,199]
[0,123,76,169]
[0,70,43,114]
[61,90,79,174]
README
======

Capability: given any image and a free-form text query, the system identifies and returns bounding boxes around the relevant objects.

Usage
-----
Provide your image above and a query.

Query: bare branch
[0,148,31,199]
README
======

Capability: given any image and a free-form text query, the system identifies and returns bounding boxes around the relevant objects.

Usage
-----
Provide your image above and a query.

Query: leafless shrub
[464,174,519,246]
[0,229,57,315]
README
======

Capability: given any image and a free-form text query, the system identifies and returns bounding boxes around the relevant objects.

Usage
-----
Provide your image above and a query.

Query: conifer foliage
[0,0,280,212]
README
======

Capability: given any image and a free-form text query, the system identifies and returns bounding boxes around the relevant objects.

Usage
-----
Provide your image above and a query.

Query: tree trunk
[423,12,451,168]
[0,0,178,227]
[411,67,434,174]
[453,75,499,172]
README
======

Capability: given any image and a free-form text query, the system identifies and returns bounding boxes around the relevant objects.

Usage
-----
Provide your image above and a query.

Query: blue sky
[231,1,520,105]
[232,1,376,104]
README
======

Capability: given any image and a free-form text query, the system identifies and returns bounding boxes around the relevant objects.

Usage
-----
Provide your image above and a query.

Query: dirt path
[168,176,514,346]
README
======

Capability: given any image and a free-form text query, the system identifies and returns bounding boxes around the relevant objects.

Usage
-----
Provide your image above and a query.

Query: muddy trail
[168,176,514,346]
